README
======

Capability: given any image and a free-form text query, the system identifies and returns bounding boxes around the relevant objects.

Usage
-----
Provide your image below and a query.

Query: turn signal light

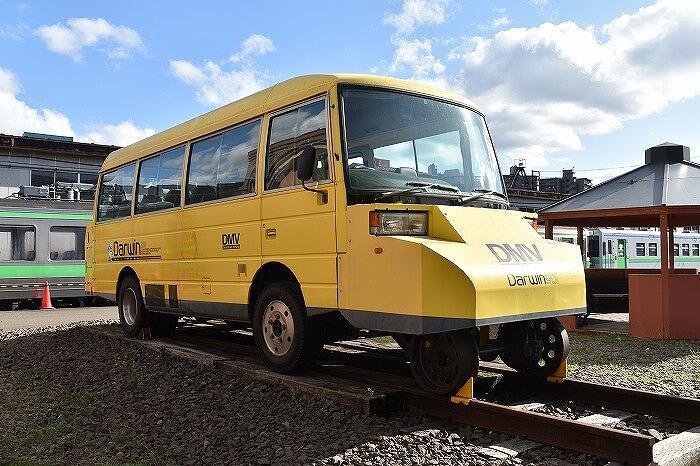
[369,211,428,236]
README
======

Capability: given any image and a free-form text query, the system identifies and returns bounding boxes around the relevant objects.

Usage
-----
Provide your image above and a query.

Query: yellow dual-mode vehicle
[87,74,585,395]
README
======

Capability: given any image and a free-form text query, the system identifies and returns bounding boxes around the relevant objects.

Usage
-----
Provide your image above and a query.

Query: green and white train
[0,198,94,310]
[586,227,700,269]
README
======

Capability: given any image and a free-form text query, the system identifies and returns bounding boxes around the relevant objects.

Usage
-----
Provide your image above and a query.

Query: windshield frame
[337,84,508,204]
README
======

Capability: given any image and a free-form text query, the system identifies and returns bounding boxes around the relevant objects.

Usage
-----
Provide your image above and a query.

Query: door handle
[265,228,277,238]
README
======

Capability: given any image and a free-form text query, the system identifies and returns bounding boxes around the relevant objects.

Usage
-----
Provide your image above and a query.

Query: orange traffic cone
[40,282,54,310]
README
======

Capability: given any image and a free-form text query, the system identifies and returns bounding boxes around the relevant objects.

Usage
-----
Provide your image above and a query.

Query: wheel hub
[122,288,137,326]
[262,300,294,356]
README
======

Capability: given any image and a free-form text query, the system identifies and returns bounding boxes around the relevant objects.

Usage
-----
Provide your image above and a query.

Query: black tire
[409,330,479,396]
[252,281,320,373]
[118,276,147,337]
[497,318,569,379]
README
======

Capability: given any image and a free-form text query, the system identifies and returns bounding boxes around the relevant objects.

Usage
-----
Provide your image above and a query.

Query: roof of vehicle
[101,74,481,172]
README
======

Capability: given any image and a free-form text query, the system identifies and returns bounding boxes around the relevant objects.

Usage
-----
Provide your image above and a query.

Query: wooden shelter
[539,143,700,339]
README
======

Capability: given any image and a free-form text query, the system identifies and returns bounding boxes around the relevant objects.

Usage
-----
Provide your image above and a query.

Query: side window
[635,242,645,256]
[0,226,36,261]
[682,243,690,256]
[136,146,185,214]
[693,244,699,256]
[648,243,658,256]
[265,99,328,190]
[97,163,136,221]
[49,226,86,261]
[186,119,260,205]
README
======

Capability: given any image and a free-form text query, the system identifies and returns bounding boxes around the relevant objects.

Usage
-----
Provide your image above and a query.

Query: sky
[1,0,699,184]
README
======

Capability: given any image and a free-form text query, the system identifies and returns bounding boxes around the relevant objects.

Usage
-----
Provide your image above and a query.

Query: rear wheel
[252,282,321,373]
[118,276,178,337]
[409,331,479,396]
[118,276,146,337]
[498,318,569,379]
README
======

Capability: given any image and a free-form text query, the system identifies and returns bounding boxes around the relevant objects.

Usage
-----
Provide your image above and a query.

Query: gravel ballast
[1,322,698,465]
[0,325,606,466]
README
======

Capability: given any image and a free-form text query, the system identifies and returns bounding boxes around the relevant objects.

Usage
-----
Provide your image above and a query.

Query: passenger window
[682,244,690,256]
[648,243,658,256]
[49,226,85,261]
[636,242,645,256]
[265,99,328,190]
[186,120,260,205]
[673,244,679,256]
[97,163,136,221]
[136,146,185,214]
[0,226,35,261]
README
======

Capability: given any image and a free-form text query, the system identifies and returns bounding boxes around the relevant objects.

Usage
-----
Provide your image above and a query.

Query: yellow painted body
[87,74,586,335]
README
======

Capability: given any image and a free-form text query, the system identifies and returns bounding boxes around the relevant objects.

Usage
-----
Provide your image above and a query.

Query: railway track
[92,323,700,466]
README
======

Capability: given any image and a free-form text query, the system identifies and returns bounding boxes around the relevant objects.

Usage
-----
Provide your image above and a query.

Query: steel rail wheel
[409,331,479,396]
[498,318,569,379]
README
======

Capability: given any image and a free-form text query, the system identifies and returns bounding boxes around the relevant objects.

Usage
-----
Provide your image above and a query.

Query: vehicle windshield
[341,88,505,197]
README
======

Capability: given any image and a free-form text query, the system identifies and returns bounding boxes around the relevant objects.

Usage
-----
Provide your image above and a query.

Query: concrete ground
[0,306,118,331]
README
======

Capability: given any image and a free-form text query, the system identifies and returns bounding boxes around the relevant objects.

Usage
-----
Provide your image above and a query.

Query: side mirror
[296,146,316,182]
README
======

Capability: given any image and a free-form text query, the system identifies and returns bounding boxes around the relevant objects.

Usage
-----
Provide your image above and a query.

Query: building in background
[503,161,592,196]
[0,132,118,201]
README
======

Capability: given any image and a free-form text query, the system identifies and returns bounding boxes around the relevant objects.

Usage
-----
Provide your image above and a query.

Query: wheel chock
[546,358,567,383]
[450,377,474,405]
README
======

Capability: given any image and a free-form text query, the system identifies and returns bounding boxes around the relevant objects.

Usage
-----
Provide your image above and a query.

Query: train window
[97,163,136,221]
[682,244,690,256]
[636,243,645,256]
[49,226,86,261]
[673,244,679,256]
[587,235,599,257]
[648,243,658,256]
[136,146,185,214]
[693,244,700,256]
[0,226,36,261]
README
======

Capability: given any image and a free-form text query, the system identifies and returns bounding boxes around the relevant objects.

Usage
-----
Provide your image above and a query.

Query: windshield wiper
[458,188,508,204]
[374,182,460,201]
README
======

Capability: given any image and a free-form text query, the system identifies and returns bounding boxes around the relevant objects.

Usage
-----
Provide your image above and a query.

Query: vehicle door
[260,97,337,312]
[616,239,628,269]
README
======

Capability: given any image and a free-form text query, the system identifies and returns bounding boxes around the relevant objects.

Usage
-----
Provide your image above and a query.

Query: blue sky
[1,0,699,184]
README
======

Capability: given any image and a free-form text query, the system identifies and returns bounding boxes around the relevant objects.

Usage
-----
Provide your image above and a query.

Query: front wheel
[252,282,321,373]
[498,318,569,379]
[409,331,479,396]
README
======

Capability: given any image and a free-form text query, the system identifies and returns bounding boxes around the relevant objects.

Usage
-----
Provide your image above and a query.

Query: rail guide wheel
[409,330,479,396]
[497,317,570,379]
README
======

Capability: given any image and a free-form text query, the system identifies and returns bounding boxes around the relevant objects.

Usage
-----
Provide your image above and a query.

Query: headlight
[369,211,428,236]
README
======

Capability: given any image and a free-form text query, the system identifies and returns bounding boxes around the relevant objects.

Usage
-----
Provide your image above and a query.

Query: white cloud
[171,34,275,106]
[492,15,511,28]
[80,121,155,146]
[0,23,29,41]
[229,34,275,63]
[0,67,153,146]
[389,38,445,78]
[384,0,452,35]
[446,0,700,167]
[35,17,143,61]
[0,67,73,136]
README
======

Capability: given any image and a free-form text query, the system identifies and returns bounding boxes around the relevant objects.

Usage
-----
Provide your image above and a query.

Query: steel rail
[480,361,700,425]
[165,328,659,465]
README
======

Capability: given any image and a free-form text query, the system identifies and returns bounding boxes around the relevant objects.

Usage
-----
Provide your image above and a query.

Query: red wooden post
[544,220,554,240]
[660,213,671,338]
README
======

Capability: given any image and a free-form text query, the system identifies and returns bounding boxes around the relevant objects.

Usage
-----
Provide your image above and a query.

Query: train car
[0,198,93,310]
[586,227,700,269]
